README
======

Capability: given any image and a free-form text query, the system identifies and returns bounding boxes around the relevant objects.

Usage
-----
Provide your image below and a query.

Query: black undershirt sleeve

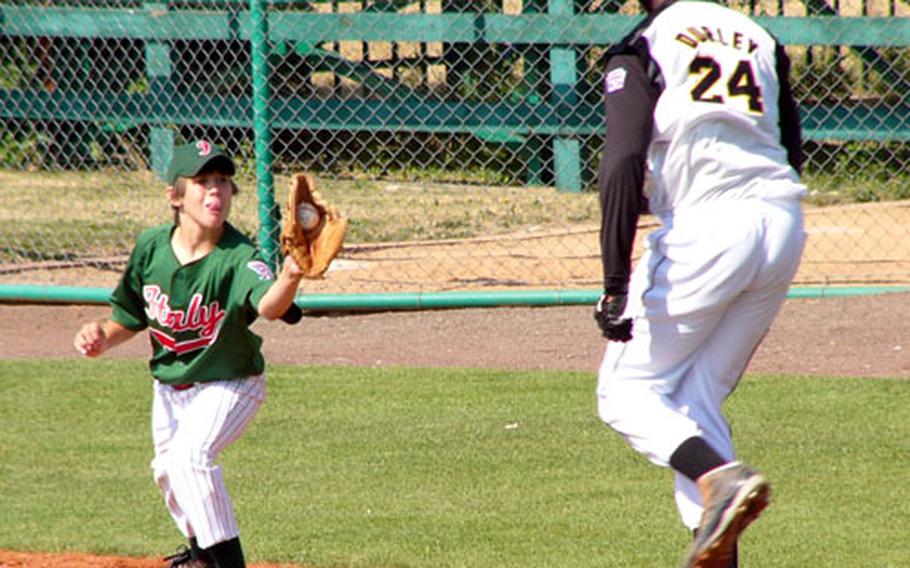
[775,44,804,175]
[597,53,656,295]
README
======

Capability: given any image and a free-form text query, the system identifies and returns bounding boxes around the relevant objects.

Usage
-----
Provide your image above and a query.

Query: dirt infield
[0,550,304,568]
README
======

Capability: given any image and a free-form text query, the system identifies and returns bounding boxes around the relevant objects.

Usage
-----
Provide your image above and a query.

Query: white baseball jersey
[596,0,806,294]
[640,1,806,216]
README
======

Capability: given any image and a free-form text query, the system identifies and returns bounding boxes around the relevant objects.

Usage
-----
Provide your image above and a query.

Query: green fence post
[144,1,174,180]
[250,0,280,271]
[549,0,582,193]
[522,0,545,186]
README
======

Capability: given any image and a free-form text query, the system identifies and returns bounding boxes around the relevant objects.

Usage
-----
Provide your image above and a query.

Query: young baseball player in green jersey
[73,140,303,568]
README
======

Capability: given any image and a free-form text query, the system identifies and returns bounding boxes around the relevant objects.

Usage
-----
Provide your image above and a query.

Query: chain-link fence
[1,1,909,295]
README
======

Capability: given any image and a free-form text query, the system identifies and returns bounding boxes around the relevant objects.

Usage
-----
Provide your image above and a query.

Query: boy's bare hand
[74,321,107,357]
[281,254,305,282]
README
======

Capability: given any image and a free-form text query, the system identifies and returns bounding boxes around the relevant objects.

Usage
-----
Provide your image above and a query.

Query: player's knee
[596,383,626,427]
[164,440,217,469]
[596,379,649,430]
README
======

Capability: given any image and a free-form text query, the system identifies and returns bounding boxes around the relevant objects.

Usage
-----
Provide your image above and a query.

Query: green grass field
[1,359,908,567]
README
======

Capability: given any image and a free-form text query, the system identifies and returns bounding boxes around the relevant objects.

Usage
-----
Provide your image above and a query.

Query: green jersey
[110,223,276,384]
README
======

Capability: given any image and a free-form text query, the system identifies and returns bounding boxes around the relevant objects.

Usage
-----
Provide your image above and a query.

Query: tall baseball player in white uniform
[593,1,806,566]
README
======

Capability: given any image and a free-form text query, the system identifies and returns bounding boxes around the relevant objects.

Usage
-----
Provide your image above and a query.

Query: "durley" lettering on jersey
[143,285,226,339]
[675,27,759,53]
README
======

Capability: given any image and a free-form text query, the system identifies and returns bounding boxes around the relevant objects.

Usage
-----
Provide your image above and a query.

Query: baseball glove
[280,173,348,279]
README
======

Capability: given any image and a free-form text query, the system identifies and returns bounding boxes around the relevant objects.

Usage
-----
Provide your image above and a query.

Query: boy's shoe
[680,462,770,568]
[163,545,215,568]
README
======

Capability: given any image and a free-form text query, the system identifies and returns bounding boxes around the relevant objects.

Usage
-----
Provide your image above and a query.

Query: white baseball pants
[151,375,265,549]
[597,197,805,528]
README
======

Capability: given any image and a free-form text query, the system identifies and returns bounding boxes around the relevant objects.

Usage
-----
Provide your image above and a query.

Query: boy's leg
[151,381,194,539]
[161,376,265,550]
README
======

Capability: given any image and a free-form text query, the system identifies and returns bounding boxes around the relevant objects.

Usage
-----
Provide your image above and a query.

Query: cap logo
[195,140,212,157]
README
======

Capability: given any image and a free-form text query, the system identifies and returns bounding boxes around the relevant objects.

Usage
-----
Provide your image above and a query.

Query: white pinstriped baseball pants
[151,375,265,549]
[597,197,805,528]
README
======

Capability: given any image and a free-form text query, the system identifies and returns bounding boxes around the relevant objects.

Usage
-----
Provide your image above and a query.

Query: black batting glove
[594,293,633,342]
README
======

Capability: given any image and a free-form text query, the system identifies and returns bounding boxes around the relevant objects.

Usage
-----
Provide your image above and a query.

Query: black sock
[206,537,245,568]
[189,537,213,563]
[670,436,729,482]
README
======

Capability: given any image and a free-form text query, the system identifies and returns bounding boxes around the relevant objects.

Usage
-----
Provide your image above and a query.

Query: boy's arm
[74,319,139,357]
[257,256,304,321]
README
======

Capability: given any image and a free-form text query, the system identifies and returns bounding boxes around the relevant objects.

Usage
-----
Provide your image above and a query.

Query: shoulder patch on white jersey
[605,67,628,93]
[247,260,274,281]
